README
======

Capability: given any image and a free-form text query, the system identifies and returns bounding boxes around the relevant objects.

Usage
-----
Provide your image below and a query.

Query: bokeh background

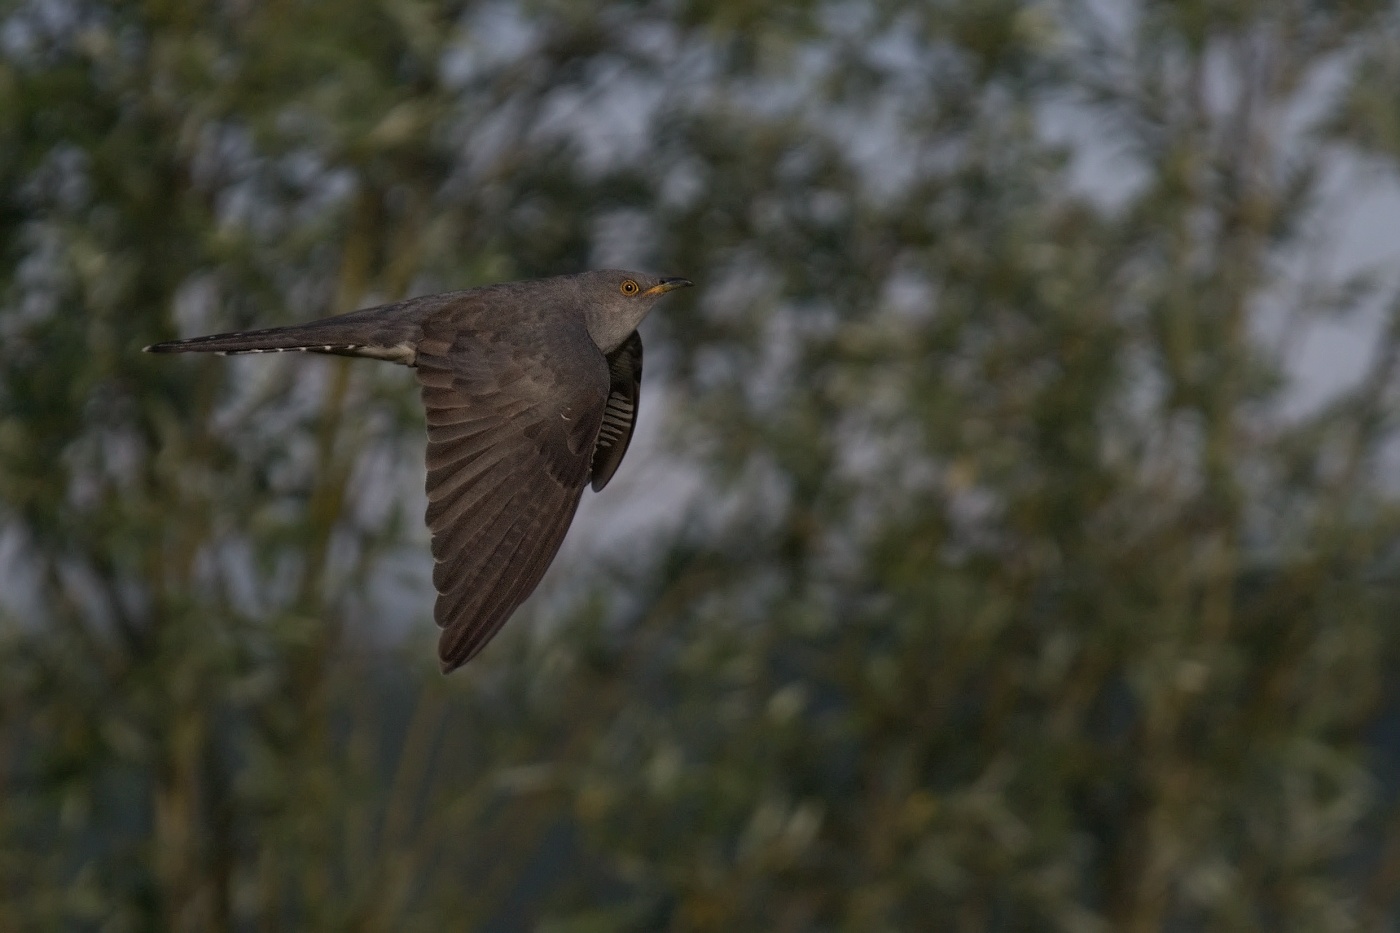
[5,0,1400,930]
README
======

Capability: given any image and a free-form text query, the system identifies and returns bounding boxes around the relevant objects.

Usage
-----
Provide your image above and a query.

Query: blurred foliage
[4,0,1400,930]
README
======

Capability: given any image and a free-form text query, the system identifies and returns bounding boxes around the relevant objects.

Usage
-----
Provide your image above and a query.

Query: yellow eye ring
[620,279,640,295]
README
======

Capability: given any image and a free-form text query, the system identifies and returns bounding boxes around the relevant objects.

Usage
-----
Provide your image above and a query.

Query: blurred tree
[3,0,1400,931]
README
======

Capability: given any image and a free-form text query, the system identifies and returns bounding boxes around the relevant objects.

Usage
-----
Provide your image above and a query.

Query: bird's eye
[620,279,640,296]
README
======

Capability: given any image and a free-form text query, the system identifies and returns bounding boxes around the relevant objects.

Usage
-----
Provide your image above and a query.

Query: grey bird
[146,270,692,672]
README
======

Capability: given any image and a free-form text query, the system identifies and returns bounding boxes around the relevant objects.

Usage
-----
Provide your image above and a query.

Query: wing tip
[438,632,478,675]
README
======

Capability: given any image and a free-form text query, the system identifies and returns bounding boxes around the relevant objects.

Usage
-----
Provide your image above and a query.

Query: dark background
[4,1,1400,930]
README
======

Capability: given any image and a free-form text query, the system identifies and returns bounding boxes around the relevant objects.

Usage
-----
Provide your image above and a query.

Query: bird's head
[575,269,692,353]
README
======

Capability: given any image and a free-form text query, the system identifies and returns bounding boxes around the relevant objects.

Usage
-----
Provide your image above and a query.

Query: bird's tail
[144,305,424,364]
[145,321,366,356]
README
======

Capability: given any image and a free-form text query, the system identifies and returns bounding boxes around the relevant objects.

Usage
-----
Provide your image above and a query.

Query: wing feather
[437,485,583,664]
[415,317,608,672]
[590,331,643,492]
[431,471,530,590]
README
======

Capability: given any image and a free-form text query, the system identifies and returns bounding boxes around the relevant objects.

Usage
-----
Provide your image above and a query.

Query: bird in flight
[146,270,692,672]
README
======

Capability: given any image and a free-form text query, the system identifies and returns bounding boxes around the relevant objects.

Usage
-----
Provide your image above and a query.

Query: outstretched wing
[590,330,643,492]
[416,317,609,672]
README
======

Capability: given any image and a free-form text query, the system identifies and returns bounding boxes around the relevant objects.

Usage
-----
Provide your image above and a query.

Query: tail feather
[144,322,367,356]
[144,305,427,365]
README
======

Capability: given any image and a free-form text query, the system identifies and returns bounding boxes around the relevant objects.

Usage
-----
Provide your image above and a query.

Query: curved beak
[643,277,694,297]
